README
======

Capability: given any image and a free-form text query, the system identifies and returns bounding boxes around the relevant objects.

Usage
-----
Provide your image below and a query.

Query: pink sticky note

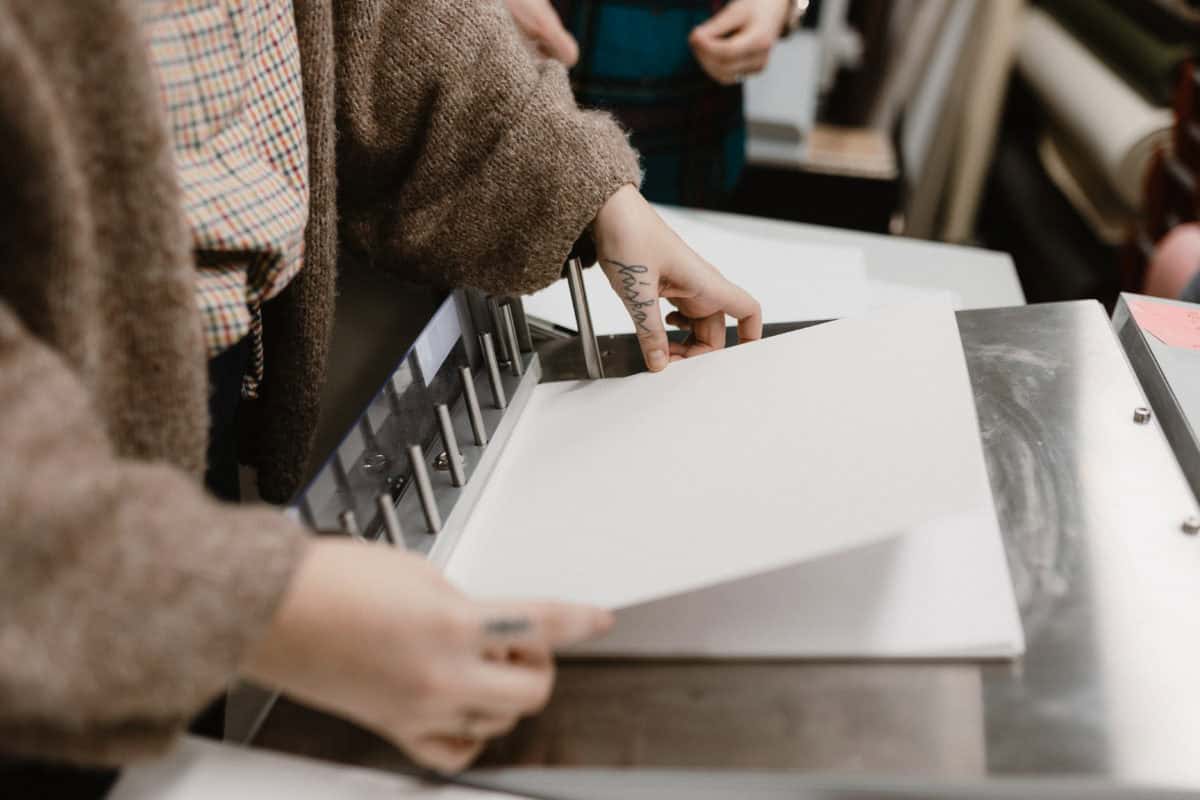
[1129,299,1200,350]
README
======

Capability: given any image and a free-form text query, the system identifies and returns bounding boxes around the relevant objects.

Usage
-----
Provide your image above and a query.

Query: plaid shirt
[142,0,309,397]
[554,0,744,207]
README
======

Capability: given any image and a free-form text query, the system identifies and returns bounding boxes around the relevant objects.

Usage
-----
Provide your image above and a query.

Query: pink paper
[1129,299,1200,351]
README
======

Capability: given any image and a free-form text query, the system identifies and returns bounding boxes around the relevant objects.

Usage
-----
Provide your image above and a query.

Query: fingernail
[648,350,668,371]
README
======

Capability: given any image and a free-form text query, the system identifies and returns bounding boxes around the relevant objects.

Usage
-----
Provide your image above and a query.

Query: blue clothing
[555,0,745,207]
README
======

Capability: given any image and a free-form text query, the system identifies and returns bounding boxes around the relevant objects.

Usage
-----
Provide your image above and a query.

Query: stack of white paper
[444,306,1024,659]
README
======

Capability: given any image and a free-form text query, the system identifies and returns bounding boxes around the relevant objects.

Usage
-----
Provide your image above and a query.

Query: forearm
[0,306,307,766]
[332,0,641,295]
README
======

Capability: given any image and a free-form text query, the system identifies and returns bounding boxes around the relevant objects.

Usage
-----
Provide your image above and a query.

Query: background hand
[242,539,612,773]
[504,0,580,66]
[689,0,791,85]
[592,186,763,370]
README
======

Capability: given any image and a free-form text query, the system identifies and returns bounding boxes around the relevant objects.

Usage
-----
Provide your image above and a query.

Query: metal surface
[481,332,508,409]
[435,404,467,487]
[501,304,524,377]
[254,301,1200,787]
[566,257,605,379]
[1114,293,1200,503]
[470,770,1199,800]
[461,365,488,446]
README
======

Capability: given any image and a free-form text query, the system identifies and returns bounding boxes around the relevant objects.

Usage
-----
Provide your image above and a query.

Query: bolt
[433,451,450,471]
[1133,407,1152,424]
[1183,516,1200,536]
[361,451,389,474]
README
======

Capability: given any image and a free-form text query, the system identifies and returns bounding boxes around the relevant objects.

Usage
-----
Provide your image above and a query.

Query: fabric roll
[1042,0,1196,106]
[1016,9,1174,210]
[938,0,1025,243]
[1037,127,1134,246]
[866,0,949,131]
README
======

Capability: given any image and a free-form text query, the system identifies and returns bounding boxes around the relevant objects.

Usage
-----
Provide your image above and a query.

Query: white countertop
[667,206,1024,311]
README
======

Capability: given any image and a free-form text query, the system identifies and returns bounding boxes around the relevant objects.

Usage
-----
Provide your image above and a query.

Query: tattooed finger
[482,617,534,638]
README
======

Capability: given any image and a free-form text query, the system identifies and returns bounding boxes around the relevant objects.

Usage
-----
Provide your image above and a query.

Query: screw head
[361,451,390,474]
[433,452,450,471]
[1133,407,1152,424]
[1183,516,1200,535]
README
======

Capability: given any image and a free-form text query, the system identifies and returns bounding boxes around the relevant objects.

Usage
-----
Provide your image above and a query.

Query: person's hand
[591,185,763,370]
[689,0,791,85]
[242,538,612,772]
[504,0,579,66]
[1144,222,1200,298]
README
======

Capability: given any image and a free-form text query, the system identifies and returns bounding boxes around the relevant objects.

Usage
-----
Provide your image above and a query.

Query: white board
[444,306,1023,658]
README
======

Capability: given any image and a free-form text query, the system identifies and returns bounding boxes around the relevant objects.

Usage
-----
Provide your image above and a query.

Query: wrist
[239,537,332,687]
[592,184,645,258]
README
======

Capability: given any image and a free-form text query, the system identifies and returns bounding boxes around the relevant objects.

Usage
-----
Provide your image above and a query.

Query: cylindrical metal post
[480,332,507,410]
[566,257,605,379]
[375,493,403,546]
[500,304,523,378]
[337,509,361,538]
[487,297,511,364]
[407,444,442,534]
[460,366,488,446]
[436,404,467,487]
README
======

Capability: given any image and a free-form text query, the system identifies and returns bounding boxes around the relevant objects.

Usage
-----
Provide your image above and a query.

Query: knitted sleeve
[331,0,642,295]
[0,1,308,764]
[0,304,309,766]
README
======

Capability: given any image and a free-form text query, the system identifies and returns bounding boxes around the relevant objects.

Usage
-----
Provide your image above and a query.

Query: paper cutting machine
[230,273,1200,788]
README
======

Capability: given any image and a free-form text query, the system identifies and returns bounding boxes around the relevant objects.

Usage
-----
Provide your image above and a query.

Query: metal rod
[407,444,442,534]
[566,257,605,379]
[487,297,511,364]
[375,493,403,545]
[480,332,507,409]
[436,404,467,487]
[510,296,534,353]
[500,304,523,378]
[460,366,488,446]
[338,509,361,538]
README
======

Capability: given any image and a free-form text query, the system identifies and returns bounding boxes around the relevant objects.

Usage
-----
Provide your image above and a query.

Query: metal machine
[236,277,1200,788]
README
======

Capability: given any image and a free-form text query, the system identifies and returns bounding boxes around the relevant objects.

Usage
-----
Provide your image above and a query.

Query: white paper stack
[445,306,1024,659]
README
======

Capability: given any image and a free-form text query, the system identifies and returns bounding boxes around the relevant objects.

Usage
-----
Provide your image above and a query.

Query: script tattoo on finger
[483,617,533,637]
[602,259,655,334]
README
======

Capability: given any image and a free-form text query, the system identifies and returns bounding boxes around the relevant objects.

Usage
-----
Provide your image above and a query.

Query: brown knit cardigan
[0,0,639,766]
